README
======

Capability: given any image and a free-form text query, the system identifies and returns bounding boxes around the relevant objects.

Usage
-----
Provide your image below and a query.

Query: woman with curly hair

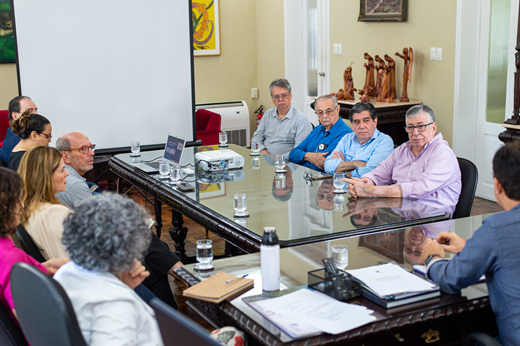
[54,193,162,346]
[0,167,68,325]
[17,145,71,259]
[8,109,52,171]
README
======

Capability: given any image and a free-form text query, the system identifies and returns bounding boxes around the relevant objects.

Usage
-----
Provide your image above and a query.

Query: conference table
[109,144,450,261]
[174,214,498,346]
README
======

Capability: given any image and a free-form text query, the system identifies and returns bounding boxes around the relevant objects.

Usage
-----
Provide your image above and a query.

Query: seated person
[8,111,52,171]
[289,95,352,171]
[324,102,393,177]
[421,142,520,346]
[346,105,461,215]
[0,167,68,326]
[0,96,38,166]
[54,194,163,346]
[251,79,312,157]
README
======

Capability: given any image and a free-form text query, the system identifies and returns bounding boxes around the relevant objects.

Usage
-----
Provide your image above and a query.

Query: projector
[195,149,245,171]
[197,169,245,183]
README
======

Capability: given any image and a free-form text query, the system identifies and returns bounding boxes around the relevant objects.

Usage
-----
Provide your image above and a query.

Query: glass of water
[333,194,345,211]
[275,155,286,172]
[252,157,261,170]
[333,172,346,193]
[234,193,248,217]
[130,140,140,157]
[275,173,286,189]
[195,239,213,271]
[251,142,260,155]
[219,131,228,146]
[331,244,348,269]
[159,162,170,179]
[170,167,181,184]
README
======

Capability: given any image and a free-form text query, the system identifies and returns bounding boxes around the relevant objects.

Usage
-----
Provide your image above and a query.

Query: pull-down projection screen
[11,0,195,151]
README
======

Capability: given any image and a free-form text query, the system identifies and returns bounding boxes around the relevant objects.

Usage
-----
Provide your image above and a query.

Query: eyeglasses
[316,107,337,117]
[272,93,289,101]
[404,122,434,133]
[41,132,52,141]
[64,144,96,154]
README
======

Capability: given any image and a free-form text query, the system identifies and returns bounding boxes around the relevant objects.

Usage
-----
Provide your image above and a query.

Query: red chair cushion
[0,110,10,147]
[196,109,222,145]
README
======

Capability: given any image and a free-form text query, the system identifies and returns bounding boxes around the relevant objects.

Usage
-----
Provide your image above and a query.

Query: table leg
[154,198,163,238]
[169,209,188,260]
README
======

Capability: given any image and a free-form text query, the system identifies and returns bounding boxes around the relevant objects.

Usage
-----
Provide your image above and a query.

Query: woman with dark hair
[54,193,162,346]
[0,167,68,325]
[8,109,52,171]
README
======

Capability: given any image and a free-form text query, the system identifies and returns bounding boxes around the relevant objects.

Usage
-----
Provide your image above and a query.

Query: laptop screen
[163,134,186,166]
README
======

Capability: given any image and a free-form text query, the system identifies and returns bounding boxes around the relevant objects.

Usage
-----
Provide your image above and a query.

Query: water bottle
[261,226,280,291]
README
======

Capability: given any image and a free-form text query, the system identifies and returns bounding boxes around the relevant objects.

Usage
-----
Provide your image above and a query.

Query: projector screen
[11,0,195,152]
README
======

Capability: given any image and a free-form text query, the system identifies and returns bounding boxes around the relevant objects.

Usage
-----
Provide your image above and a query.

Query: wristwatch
[424,254,441,266]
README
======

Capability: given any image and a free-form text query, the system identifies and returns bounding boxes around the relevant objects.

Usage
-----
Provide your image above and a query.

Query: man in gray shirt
[251,79,312,157]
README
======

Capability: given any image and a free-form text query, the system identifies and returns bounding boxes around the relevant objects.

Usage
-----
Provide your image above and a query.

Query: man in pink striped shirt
[345,105,461,215]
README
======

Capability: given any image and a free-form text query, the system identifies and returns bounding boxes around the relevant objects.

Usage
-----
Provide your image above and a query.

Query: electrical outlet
[430,47,436,60]
[251,88,259,99]
[436,48,443,61]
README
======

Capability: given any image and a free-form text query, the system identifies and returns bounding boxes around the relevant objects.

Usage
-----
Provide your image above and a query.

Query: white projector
[195,149,245,171]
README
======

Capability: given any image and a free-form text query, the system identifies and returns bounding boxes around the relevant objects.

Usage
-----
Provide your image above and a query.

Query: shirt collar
[0,235,15,249]
[274,106,294,120]
[354,128,380,145]
[406,132,442,152]
[65,165,86,181]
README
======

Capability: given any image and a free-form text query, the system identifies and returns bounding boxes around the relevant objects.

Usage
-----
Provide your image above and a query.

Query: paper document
[250,288,376,335]
[346,263,437,297]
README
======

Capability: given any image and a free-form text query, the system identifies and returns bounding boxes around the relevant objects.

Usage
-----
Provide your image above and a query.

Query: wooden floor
[125,183,503,332]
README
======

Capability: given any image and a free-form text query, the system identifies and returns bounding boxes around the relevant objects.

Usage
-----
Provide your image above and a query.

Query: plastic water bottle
[261,227,280,291]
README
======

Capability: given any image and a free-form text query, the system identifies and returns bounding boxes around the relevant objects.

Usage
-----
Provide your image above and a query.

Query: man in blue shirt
[324,102,393,177]
[289,95,352,171]
[0,96,38,166]
[421,142,520,346]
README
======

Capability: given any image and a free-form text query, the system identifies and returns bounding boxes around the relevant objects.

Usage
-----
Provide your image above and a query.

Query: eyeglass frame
[315,105,338,117]
[272,93,289,101]
[63,144,96,154]
[403,122,434,133]
[40,132,52,141]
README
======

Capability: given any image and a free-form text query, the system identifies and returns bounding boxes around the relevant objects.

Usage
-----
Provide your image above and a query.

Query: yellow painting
[192,0,221,56]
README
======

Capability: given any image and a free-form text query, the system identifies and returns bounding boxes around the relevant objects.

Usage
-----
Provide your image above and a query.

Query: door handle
[319,72,326,77]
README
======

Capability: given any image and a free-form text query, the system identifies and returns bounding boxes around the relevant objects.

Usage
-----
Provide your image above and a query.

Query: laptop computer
[150,298,221,346]
[134,133,186,173]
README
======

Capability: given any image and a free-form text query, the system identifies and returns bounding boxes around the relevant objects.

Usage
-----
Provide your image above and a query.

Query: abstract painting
[0,0,15,63]
[192,0,221,56]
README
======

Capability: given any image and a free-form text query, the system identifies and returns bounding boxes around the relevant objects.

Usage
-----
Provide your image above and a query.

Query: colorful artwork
[0,0,15,63]
[192,0,221,56]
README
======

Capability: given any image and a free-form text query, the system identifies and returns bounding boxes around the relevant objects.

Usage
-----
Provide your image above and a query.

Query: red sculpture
[396,47,414,102]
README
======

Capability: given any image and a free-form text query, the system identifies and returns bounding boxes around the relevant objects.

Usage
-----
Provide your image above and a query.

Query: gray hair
[315,94,338,110]
[405,105,435,123]
[62,193,151,274]
[269,79,291,95]
[55,136,71,152]
[271,185,293,202]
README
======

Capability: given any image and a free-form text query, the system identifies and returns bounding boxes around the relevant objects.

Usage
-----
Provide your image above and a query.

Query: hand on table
[435,232,466,254]
[344,177,375,198]
[420,238,445,265]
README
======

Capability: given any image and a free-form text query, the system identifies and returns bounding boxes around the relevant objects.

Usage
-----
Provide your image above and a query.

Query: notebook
[134,133,186,173]
[183,272,254,304]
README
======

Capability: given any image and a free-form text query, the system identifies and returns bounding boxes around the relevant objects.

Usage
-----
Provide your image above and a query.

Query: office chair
[196,109,222,146]
[463,332,502,346]
[0,303,27,346]
[453,157,478,219]
[10,263,87,346]
[15,225,45,263]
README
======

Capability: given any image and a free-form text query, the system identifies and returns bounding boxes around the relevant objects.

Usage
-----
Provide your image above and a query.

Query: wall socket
[251,88,259,99]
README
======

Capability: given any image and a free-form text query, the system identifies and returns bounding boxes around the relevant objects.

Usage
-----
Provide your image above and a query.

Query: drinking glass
[195,239,213,270]
[275,173,286,189]
[331,245,348,269]
[234,193,248,217]
[252,157,261,170]
[219,131,228,146]
[251,142,260,155]
[171,167,181,184]
[159,162,170,179]
[235,218,248,228]
[130,140,140,156]
[333,194,345,211]
[333,172,346,192]
[275,155,286,171]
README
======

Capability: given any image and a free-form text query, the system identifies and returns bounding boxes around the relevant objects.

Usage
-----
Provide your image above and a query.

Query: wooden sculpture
[396,47,413,102]
[374,55,386,97]
[377,69,390,102]
[343,62,356,99]
[384,54,396,100]
[363,53,376,97]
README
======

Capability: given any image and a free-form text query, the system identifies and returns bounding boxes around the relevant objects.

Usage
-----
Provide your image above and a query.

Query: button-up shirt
[251,106,312,156]
[56,165,93,210]
[289,118,353,171]
[324,128,394,177]
[363,133,461,215]
[426,204,520,346]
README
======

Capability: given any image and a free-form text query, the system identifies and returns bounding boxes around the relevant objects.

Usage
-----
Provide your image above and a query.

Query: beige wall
[0,64,17,109]
[329,0,457,146]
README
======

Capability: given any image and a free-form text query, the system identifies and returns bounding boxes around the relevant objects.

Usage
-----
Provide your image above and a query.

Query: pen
[226,274,249,284]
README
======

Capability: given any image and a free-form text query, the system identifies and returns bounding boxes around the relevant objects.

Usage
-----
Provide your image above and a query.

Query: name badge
[318,143,328,151]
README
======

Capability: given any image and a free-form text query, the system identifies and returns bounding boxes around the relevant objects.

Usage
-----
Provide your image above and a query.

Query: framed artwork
[358,229,404,263]
[0,0,15,63]
[358,0,407,22]
[192,0,221,56]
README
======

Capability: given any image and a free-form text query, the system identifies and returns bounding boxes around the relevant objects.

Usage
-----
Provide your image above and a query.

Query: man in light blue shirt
[251,79,312,157]
[324,102,393,177]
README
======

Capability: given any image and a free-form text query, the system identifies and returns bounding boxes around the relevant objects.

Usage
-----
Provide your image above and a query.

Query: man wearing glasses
[345,105,461,215]
[55,132,97,210]
[251,79,312,157]
[289,94,352,171]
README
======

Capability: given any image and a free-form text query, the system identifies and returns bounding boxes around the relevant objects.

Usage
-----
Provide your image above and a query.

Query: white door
[285,0,330,127]
[453,0,518,201]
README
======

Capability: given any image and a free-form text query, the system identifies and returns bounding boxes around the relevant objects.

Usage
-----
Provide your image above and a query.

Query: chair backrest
[10,263,87,346]
[15,225,46,263]
[0,302,27,346]
[0,110,9,147]
[453,157,478,219]
[196,109,221,132]
[150,298,221,346]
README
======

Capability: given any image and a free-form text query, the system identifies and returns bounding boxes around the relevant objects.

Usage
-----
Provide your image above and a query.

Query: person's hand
[260,149,273,156]
[342,197,375,218]
[167,261,184,280]
[304,152,329,170]
[421,238,445,265]
[331,151,345,160]
[435,232,466,254]
[344,177,374,198]
[43,258,70,276]
[119,259,150,290]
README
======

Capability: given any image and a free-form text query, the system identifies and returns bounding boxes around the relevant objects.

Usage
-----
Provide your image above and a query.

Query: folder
[183,272,254,304]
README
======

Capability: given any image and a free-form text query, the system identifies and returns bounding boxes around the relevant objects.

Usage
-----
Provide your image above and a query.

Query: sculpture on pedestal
[377,69,390,102]
[343,62,357,100]
[395,47,414,102]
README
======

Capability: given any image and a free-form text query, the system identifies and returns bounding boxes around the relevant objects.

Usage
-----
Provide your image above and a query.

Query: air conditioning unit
[196,100,250,147]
